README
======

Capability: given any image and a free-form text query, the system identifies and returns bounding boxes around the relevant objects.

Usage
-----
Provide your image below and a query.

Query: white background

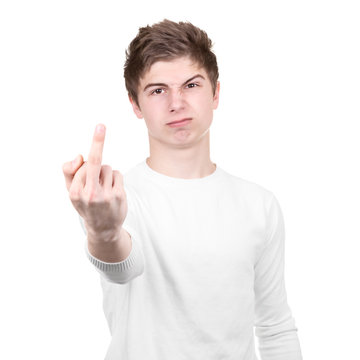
[1,0,359,359]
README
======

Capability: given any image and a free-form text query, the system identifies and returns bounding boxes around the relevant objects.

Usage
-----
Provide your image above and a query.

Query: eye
[186,83,199,89]
[150,88,165,95]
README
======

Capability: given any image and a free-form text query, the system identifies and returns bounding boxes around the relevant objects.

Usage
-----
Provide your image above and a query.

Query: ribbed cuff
[84,235,145,284]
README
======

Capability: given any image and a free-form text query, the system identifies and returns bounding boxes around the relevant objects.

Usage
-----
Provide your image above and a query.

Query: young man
[62,19,303,360]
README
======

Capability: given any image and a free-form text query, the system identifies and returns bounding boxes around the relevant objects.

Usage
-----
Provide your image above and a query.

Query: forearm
[79,215,144,283]
[85,226,145,284]
[256,314,302,360]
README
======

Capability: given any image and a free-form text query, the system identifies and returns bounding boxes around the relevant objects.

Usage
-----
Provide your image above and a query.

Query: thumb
[72,154,82,169]
[62,154,84,190]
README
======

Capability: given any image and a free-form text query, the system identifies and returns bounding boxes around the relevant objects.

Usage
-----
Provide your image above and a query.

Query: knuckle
[113,170,124,183]
[102,164,112,172]
[84,185,99,203]
[69,187,81,201]
[113,192,123,202]
[114,187,125,200]
[62,161,70,174]
[103,192,113,203]
[88,154,101,165]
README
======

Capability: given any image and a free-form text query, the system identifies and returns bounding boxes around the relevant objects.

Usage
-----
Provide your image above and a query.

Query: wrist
[87,226,122,245]
[87,227,131,263]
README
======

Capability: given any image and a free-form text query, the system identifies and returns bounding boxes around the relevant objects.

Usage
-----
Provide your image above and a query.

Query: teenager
[62,19,303,360]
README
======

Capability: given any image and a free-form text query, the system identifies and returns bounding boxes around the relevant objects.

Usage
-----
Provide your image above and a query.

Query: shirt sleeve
[254,194,303,360]
[79,185,145,284]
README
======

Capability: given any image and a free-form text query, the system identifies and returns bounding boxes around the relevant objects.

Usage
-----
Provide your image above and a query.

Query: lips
[167,118,192,125]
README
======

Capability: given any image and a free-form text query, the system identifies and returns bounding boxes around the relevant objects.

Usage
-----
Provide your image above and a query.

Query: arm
[79,214,144,284]
[63,124,144,284]
[86,221,132,262]
[254,194,303,360]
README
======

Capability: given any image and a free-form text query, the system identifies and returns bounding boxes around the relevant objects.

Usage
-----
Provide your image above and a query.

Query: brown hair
[124,19,219,107]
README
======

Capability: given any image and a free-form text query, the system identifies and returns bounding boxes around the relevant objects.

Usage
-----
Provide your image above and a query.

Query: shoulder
[220,168,275,204]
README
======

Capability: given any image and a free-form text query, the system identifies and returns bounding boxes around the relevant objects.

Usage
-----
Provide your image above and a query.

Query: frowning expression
[130,56,220,148]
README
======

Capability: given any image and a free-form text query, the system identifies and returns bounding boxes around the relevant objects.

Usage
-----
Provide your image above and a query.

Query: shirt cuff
[84,235,144,284]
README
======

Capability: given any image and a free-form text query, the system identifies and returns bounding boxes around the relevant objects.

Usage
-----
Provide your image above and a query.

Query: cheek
[140,100,157,118]
[141,99,167,127]
[197,96,214,116]
[143,97,167,116]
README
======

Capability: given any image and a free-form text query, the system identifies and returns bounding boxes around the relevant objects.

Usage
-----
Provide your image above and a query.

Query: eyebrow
[143,74,206,92]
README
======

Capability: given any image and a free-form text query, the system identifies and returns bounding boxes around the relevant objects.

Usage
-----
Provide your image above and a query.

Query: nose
[168,89,185,113]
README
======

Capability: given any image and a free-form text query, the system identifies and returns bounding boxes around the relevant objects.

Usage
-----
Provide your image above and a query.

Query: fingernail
[72,155,79,166]
[96,124,105,133]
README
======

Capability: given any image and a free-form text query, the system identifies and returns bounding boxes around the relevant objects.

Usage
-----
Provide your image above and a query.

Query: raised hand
[62,124,128,245]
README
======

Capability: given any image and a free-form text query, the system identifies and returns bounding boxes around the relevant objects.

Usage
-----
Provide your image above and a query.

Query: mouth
[166,118,192,126]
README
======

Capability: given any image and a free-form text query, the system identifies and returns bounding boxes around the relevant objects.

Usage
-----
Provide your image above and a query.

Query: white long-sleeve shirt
[80,159,303,360]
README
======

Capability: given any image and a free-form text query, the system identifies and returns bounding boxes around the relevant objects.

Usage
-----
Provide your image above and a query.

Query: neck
[146,132,216,179]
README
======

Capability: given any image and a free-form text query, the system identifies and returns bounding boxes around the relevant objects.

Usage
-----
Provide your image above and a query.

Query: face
[130,56,220,149]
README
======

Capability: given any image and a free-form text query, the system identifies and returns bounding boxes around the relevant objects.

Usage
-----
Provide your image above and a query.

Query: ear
[212,81,220,110]
[129,95,143,119]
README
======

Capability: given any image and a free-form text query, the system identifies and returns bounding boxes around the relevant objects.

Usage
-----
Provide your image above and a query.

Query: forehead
[139,56,207,86]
